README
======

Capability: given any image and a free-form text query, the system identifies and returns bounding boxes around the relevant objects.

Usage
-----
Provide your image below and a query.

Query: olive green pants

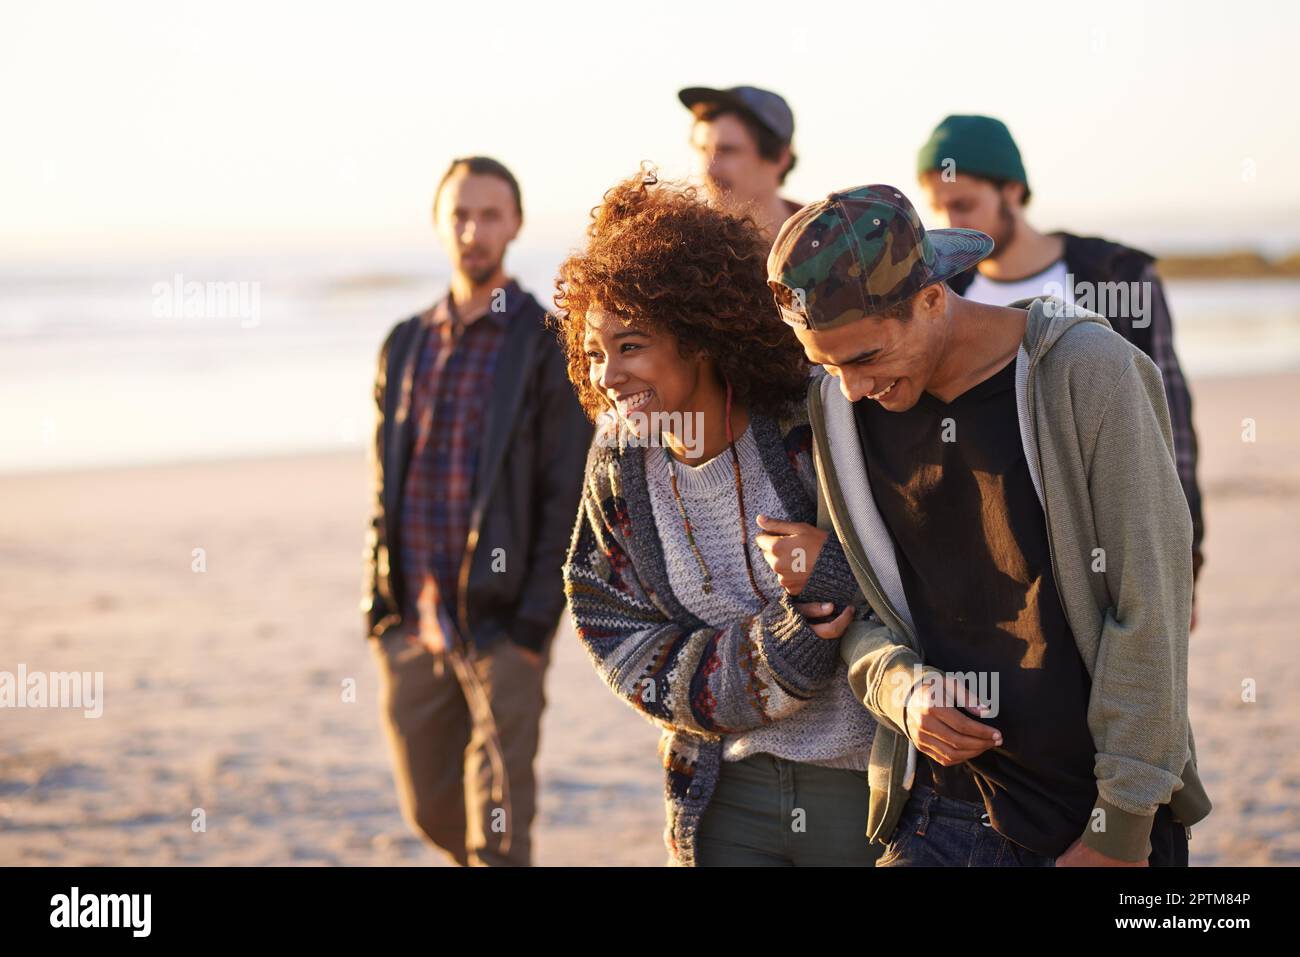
[696,752,883,866]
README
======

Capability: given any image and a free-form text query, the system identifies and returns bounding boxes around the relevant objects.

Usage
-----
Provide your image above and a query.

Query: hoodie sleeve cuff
[841,636,933,739]
[1077,796,1155,862]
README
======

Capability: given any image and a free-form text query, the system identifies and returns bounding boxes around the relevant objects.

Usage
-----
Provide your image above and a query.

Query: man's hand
[755,515,828,596]
[904,673,1001,765]
[513,643,544,668]
[407,630,447,656]
[794,602,853,640]
[1054,838,1148,867]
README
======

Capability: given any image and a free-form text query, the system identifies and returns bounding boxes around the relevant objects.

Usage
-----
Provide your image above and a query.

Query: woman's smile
[613,388,656,416]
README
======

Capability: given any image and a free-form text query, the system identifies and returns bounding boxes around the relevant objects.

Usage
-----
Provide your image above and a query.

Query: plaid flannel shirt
[399,286,510,648]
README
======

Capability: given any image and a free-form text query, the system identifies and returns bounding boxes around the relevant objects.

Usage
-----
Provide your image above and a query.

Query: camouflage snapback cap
[766,184,994,331]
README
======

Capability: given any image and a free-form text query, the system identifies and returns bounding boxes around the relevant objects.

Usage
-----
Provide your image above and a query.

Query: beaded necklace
[662,381,769,608]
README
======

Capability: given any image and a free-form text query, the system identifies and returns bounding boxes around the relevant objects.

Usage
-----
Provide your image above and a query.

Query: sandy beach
[1,370,1297,867]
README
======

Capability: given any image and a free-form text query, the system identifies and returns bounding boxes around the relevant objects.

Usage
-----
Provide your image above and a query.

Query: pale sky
[4,0,1298,260]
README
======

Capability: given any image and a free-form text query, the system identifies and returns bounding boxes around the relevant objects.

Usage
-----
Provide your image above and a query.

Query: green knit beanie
[917,115,1029,192]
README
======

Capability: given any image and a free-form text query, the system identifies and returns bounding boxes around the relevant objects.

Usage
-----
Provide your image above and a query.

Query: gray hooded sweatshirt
[809,296,1212,862]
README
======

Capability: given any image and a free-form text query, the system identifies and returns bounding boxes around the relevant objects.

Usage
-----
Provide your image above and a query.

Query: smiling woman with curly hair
[554,168,881,867]
[553,169,808,423]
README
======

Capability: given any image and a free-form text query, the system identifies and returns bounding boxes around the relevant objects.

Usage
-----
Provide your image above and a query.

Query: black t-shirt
[853,357,1098,856]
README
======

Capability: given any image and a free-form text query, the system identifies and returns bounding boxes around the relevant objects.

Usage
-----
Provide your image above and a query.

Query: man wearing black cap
[916,115,1205,606]
[678,85,801,244]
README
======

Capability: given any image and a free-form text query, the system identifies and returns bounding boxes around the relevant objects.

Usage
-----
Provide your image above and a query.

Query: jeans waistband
[907,783,990,824]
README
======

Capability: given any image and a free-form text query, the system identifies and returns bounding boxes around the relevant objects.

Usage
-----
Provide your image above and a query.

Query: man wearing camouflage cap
[758,184,1211,867]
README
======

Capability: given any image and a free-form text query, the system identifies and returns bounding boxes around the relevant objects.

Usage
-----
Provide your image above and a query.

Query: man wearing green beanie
[917,115,1205,614]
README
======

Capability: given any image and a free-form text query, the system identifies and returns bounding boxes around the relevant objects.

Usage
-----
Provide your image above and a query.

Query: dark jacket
[946,233,1205,579]
[362,283,592,652]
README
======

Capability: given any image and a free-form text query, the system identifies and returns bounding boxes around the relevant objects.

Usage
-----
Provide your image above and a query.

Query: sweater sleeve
[798,533,864,607]
[1077,354,1193,862]
[563,449,841,737]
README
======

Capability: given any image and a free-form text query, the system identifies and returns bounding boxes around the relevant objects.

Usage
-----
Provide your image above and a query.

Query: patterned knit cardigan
[562,400,863,866]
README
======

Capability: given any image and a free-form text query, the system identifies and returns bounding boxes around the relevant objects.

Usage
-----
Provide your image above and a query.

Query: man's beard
[703,174,742,209]
[460,251,502,286]
[987,196,1017,258]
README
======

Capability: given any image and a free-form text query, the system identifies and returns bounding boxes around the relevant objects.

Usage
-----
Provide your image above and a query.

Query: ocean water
[2,253,1298,475]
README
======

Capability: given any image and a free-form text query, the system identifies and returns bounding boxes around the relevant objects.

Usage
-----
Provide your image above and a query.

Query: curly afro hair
[550,166,809,423]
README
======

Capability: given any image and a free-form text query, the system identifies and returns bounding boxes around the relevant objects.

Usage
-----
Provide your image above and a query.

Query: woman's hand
[755,515,827,596]
[794,602,854,639]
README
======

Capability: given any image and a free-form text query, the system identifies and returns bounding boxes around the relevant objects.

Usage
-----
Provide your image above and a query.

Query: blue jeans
[876,784,1057,867]
[879,784,1192,866]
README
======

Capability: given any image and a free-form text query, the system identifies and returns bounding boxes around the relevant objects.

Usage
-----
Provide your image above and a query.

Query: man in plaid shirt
[364,156,590,865]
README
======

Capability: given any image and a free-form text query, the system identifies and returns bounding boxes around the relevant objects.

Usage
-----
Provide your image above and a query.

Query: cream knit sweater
[644,424,874,771]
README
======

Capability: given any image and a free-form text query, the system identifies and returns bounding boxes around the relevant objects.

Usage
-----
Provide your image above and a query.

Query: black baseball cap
[678,85,794,145]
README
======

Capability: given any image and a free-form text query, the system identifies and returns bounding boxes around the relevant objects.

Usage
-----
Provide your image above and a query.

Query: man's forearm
[841,617,941,738]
